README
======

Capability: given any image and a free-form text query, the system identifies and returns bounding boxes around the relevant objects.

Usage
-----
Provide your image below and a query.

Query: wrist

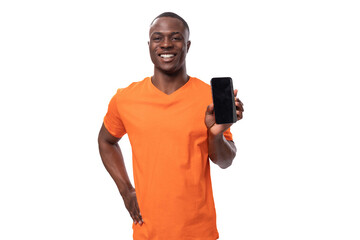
[208,131,225,148]
[208,129,224,140]
[119,185,135,198]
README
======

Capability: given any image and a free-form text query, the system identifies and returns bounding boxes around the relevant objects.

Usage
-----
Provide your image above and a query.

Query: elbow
[209,139,237,169]
[219,162,232,169]
[219,156,235,169]
[214,153,236,169]
[218,150,236,169]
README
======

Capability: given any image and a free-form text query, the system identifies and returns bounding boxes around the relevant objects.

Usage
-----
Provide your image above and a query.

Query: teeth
[160,54,175,58]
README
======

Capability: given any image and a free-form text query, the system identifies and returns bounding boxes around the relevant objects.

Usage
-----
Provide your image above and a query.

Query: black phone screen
[211,77,237,124]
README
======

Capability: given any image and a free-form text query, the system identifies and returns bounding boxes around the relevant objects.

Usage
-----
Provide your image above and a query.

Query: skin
[148,17,191,94]
[98,16,244,227]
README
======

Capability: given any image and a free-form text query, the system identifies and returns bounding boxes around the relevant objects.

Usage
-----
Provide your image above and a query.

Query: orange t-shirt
[104,77,233,240]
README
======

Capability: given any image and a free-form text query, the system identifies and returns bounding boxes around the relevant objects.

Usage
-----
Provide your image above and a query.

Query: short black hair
[150,12,190,35]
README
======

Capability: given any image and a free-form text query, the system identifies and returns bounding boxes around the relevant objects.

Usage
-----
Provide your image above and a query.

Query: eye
[152,36,162,42]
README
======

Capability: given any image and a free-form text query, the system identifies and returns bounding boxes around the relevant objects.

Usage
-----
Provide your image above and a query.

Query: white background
[1,0,359,239]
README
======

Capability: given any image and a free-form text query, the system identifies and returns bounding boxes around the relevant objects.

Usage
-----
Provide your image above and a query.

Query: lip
[157,53,177,62]
[158,52,177,57]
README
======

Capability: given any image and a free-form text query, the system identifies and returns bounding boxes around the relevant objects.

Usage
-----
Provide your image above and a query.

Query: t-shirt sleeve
[223,127,233,141]
[103,89,127,138]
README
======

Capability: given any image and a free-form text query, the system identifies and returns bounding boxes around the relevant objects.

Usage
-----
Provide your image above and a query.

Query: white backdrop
[1,0,359,239]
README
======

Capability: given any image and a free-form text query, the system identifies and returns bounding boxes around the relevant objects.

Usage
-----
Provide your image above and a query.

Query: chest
[119,96,209,141]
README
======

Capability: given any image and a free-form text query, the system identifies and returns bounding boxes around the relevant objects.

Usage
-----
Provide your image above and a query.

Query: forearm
[98,140,133,196]
[208,133,237,169]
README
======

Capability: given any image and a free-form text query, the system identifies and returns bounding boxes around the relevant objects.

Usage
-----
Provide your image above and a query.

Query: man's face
[148,17,190,74]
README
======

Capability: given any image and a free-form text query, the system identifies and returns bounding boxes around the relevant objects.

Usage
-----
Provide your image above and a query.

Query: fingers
[131,201,143,225]
[236,110,243,120]
[235,98,244,112]
[206,103,214,115]
[131,212,143,226]
[135,200,143,225]
[233,90,244,120]
[124,191,144,226]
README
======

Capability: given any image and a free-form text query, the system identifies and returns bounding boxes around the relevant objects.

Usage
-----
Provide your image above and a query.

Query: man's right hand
[122,188,143,225]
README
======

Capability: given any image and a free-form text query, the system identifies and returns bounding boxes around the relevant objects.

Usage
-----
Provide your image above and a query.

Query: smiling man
[98,12,244,240]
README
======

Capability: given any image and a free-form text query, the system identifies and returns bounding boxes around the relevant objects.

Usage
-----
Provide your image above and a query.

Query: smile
[159,54,176,59]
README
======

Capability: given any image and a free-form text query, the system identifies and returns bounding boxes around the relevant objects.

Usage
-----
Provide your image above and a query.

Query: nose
[160,37,173,49]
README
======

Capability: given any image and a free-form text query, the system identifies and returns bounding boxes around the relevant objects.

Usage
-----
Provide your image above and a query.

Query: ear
[148,41,150,46]
[187,40,191,52]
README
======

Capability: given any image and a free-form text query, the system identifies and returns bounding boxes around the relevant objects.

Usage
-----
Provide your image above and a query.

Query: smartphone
[210,77,237,124]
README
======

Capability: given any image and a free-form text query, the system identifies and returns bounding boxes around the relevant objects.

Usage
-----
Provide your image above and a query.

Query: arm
[208,133,237,169]
[98,123,143,225]
[205,89,244,169]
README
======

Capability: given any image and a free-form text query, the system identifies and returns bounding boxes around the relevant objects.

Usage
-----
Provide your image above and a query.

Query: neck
[151,67,189,95]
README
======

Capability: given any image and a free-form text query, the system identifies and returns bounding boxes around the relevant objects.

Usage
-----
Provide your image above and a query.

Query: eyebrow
[151,32,182,36]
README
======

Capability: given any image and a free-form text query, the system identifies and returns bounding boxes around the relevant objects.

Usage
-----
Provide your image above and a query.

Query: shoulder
[189,77,212,99]
[190,77,211,89]
[113,77,149,99]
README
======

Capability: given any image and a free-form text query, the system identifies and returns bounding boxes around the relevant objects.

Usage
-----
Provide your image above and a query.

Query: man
[98,12,243,240]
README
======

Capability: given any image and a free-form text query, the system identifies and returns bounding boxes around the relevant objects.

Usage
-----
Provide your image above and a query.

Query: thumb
[234,89,238,97]
[206,103,214,115]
